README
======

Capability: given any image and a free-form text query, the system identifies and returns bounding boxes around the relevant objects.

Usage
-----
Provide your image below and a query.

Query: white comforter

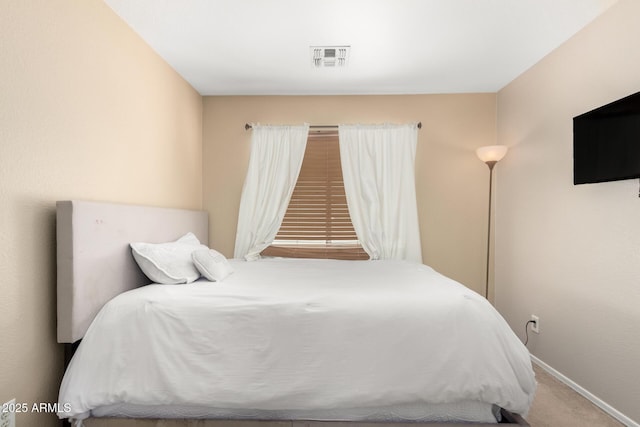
[58,258,536,420]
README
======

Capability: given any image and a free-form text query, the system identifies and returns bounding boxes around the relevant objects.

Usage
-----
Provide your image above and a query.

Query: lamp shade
[476,145,508,164]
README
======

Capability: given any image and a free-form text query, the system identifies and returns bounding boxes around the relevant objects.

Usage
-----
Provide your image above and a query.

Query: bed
[56,200,535,427]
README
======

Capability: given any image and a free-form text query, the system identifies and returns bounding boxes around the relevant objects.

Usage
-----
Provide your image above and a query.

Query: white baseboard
[531,355,639,427]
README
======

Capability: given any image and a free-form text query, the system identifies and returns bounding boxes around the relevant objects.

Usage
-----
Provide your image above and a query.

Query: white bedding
[58,258,536,422]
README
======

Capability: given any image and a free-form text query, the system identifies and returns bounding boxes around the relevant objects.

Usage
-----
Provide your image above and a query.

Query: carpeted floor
[526,364,624,426]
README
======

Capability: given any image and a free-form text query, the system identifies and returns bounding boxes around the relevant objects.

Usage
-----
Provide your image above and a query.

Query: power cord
[524,320,536,346]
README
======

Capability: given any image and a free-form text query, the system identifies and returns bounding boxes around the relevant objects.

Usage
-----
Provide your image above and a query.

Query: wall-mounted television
[573,91,640,185]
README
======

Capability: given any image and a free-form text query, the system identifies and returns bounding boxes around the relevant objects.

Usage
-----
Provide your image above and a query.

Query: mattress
[91,400,500,423]
[58,258,536,423]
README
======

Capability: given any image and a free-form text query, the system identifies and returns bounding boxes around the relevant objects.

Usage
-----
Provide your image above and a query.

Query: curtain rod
[244,122,422,130]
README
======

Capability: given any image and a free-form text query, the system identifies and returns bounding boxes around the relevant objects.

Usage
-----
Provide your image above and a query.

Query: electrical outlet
[531,315,540,334]
[0,399,16,427]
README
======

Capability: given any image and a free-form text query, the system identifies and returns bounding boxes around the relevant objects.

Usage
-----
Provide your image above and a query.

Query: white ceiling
[103,0,618,96]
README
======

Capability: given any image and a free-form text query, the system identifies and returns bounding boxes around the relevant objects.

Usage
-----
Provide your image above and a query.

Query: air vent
[311,46,350,68]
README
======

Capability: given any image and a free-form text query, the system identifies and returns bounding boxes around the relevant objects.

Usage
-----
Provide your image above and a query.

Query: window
[261,130,369,260]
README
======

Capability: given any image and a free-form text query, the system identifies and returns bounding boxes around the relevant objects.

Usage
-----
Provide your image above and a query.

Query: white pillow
[130,232,207,284]
[192,248,234,282]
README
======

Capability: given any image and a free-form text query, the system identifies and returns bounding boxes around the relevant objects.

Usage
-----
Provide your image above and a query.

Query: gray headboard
[56,200,209,343]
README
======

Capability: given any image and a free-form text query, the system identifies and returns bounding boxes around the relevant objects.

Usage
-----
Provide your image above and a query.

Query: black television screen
[573,91,640,185]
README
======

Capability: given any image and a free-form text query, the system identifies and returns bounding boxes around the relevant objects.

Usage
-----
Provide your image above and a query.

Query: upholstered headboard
[56,200,209,343]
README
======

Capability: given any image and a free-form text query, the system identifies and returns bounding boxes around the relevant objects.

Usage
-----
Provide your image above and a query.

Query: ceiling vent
[311,46,350,68]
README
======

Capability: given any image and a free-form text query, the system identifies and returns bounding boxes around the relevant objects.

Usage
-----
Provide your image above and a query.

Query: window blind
[261,132,369,260]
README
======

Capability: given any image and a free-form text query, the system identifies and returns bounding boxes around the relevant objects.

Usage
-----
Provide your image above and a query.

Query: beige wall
[496,0,640,423]
[0,1,202,426]
[203,94,497,295]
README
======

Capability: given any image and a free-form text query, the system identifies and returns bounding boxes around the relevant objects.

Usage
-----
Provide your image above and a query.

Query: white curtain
[338,123,422,263]
[234,124,309,260]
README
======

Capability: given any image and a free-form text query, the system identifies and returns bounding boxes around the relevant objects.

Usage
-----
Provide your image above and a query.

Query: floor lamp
[476,145,508,300]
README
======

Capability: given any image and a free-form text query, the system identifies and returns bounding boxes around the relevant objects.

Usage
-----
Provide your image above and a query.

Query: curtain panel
[338,123,422,263]
[234,124,309,260]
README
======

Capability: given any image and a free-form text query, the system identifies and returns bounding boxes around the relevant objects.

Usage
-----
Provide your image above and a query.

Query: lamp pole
[475,145,508,301]
[484,161,497,300]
